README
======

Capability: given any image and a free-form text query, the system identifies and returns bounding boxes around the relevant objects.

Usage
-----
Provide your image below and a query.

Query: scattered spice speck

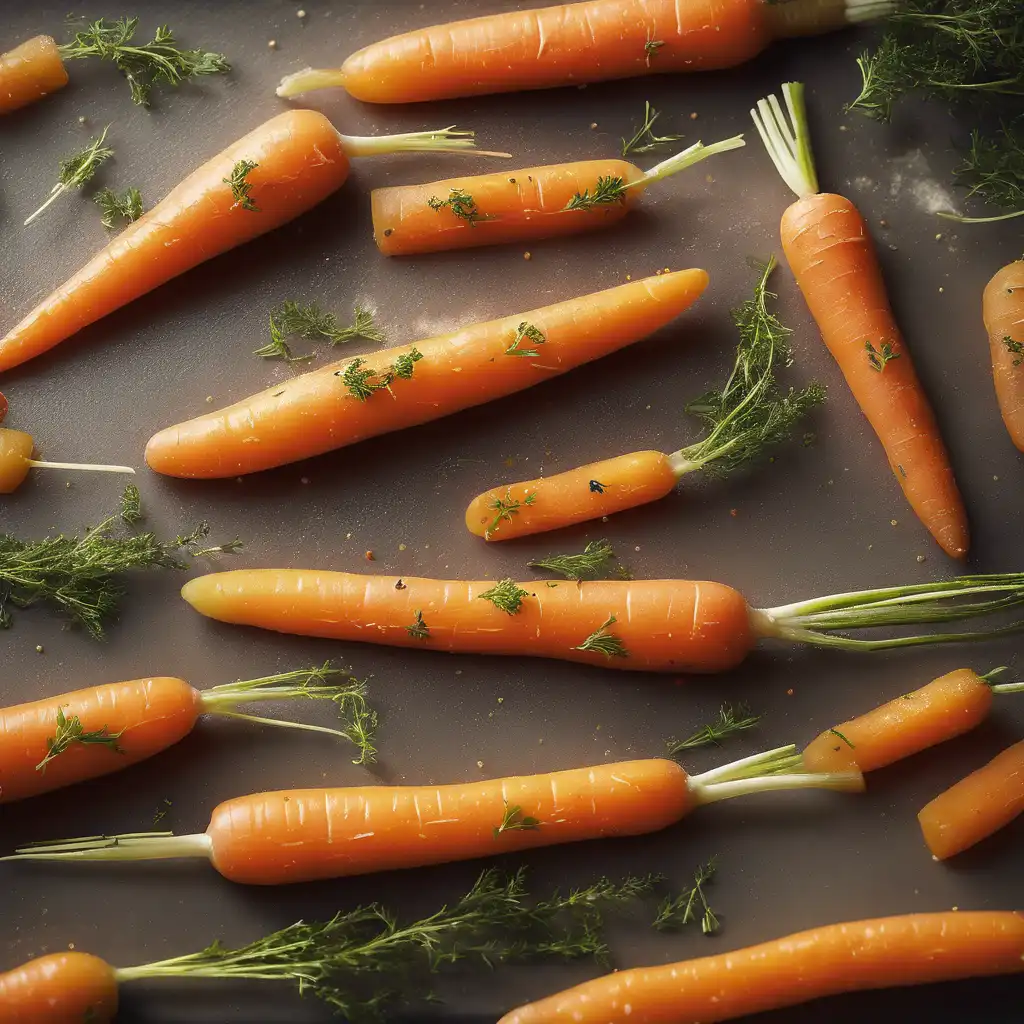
[634,545,641,552]
[205,395,213,403]
[890,519,898,527]
[523,252,532,261]
[589,122,598,130]
[729,508,738,517]
[300,476,310,485]
[297,8,307,17]
[689,112,698,120]
[477,760,484,768]
[786,688,794,696]
[916,555,926,563]
[365,550,375,561]
[879,218,889,227]
[268,39,277,48]
[398,542,407,551]
[35,645,44,654]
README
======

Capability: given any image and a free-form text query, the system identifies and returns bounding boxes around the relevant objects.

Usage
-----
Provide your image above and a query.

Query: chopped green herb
[493,801,542,837]
[621,101,683,157]
[479,578,530,615]
[225,159,259,212]
[866,339,900,372]
[406,610,430,639]
[505,322,546,357]
[653,857,719,935]
[666,705,760,755]
[36,706,124,772]
[427,187,488,225]
[528,539,631,581]
[485,489,536,537]
[575,614,629,659]
[93,185,143,228]
[564,174,628,212]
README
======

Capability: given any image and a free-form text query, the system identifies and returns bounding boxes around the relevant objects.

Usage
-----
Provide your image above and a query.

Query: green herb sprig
[406,610,430,639]
[505,322,546,357]
[865,339,900,372]
[36,707,124,772]
[225,160,259,211]
[479,578,531,615]
[564,175,628,212]
[622,101,684,157]
[654,858,720,935]
[93,186,143,228]
[25,126,114,226]
[485,489,536,537]
[336,349,423,400]
[665,705,760,756]
[427,187,489,225]
[528,540,632,581]
[575,614,629,659]
[493,802,541,837]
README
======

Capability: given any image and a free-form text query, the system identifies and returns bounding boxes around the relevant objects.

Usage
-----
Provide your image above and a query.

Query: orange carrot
[499,910,1024,1023]
[984,260,1024,451]
[145,270,709,479]
[0,35,68,114]
[918,740,1024,860]
[0,112,503,374]
[181,569,1024,673]
[0,665,376,803]
[2,746,861,883]
[373,137,744,256]
[0,390,7,422]
[0,952,118,1023]
[752,82,969,558]
[0,426,134,493]
[276,0,887,104]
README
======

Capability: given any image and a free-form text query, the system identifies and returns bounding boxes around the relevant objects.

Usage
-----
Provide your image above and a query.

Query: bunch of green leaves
[337,349,423,401]
[948,118,1024,221]
[654,858,720,935]
[255,302,385,362]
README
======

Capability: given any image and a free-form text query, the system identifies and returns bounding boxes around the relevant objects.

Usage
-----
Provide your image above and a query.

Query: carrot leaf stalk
[940,120,1024,224]
[621,101,683,157]
[528,540,632,581]
[36,707,124,773]
[666,705,760,755]
[751,82,818,199]
[93,186,144,228]
[25,126,114,226]
[653,857,719,935]
[335,126,512,159]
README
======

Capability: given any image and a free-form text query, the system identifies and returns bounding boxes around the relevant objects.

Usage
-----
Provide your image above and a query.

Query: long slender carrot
[0,35,68,114]
[498,910,1024,1023]
[373,137,744,256]
[145,269,709,479]
[0,426,135,493]
[276,0,890,104]
[0,952,118,1023]
[918,740,1024,860]
[983,259,1024,451]
[0,112,504,375]
[752,82,969,558]
[2,746,861,883]
[0,665,377,803]
[181,569,1024,673]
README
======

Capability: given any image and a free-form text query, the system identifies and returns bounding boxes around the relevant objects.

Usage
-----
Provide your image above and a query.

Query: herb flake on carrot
[493,801,542,836]
[480,579,531,615]
[36,707,124,773]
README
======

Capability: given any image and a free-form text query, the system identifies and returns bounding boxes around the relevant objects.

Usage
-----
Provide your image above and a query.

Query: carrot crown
[751,81,820,199]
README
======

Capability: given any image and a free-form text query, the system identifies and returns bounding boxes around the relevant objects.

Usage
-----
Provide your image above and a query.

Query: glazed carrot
[919,740,1024,860]
[983,259,1024,451]
[0,952,118,1023]
[181,569,1024,674]
[803,667,1023,773]
[3,745,861,883]
[373,137,743,256]
[498,910,1024,1023]
[0,665,377,803]
[145,270,709,479]
[276,0,889,104]
[0,426,134,493]
[0,35,68,114]
[753,82,969,558]
[0,112,504,374]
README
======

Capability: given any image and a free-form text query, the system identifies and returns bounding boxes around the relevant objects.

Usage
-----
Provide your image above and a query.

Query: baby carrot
[3,746,861,883]
[919,739,1024,860]
[753,82,969,558]
[0,112,504,374]
[498,910,1024,1023]
[0,35,68,114]
[983,259,1024,451]
[277,0,890,104]
[0,426,134,493]
[145,270,709,479]
[181,569,1024,673]
[0,952,118,1023]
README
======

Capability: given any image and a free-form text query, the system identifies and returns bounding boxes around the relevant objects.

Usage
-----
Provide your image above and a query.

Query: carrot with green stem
[0,111,506,374]
[145,270,709,479]
[0,426,134,493]
[983,259,1024,451]
[752,81,969,559]
[467,257,822,540]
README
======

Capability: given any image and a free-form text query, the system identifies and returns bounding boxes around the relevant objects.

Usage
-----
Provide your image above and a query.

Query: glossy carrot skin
[466,451,677,540]
[781,194,968,558]
[0,952,118,1023]
[373,160,644,255]
[0,111,350,374]
[0,36,68,114]
[802,669,993,773]
[182,570,754,673]
[0,428,33,493]
[983,260,1024,451]
[499,911,1024,1023]
[0,677,200,803]
[207,759,692,884]
[339,0,848,104]
[146,270,708,479]
[919,740,1024,860]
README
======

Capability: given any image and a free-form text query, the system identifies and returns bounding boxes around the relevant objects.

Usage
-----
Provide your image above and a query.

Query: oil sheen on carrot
[0,36,68,114]
[0,952,118,1023]
[0,428,34,493]
[983,260,1024,452]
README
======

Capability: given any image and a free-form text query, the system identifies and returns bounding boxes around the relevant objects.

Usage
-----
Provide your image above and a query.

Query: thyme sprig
[665,705,760,756]
[575,614,629,659]
[36,707,124,772]
[654,858,720,935]
[25,126,114,226]
[622,101,684,157]
[528,540,632,581]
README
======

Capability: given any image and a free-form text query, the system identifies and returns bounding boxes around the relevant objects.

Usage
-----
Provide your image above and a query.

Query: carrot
[0,112,505,374]
[0,390,7,423]
[983,259,1024,451]
[0,426,135,493]
[0,665,377,803]
[145,270,709,479]
[803,667,1023,773]
[0,952,118,1023]
[0,35,68,114]
[2,745,861,883]
[752,82,969,558]
[181,569,1024,673]
[373,137,744,256]
[275,0,889,104]
[498,910,1024,1023]
[918,740,1024,860]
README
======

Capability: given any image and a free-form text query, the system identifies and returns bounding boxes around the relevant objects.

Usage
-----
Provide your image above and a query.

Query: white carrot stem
[633,135,746,190]
[2,831,211,863]
[212,709,352,740]
[27,459,135,475]
[276,67,345,98]
[337,126,511,159]
[23,184,68,227]
[694,771,864,805]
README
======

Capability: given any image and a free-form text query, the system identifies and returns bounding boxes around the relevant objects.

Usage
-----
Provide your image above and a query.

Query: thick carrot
[0,952,118,1023]
[145,270,709,479]
[276,0,884,104]
[983,260,1024,451]
[181,569,1024,672]
[753,83,968,558]
[919,740,1024,860]
[2,747,861,883]
[499,910,1024,1023]
[0,426,135,493]
[0,35,68,114]
[0,112,503,374]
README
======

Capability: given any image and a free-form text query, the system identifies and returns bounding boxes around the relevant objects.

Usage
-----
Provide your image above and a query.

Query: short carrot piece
[498,910,1024,1023]
[0,426,134,493]
[277,0,889,104]
[983,259,1024,451]
[0,112,504,374]
[0,952,119,1023]
[145,269,709,479]
[918,740,1024,860]
[752,82,969,558]
[0,35,68,114]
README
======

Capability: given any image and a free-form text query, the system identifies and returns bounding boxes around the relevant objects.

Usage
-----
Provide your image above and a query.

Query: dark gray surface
[1,1,1022,1021]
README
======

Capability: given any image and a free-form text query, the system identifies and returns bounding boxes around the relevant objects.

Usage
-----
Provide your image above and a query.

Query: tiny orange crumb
[523,251,532,260]
[365,550,375,561]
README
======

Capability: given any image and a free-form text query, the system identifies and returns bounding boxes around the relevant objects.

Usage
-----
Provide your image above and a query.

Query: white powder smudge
[852,176,875,192]
[888,150,958,216]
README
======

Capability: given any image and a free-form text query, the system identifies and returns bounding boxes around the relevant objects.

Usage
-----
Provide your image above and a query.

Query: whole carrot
[181,569,1024,673]
[145,270,709,479]
[2,746,860,883]
[0,112,504,374]
[983,259,1024,450]
[276,0,890,104]
[498,910,1024,1023]
[752,82,969,558]
[0,952,118,1023]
